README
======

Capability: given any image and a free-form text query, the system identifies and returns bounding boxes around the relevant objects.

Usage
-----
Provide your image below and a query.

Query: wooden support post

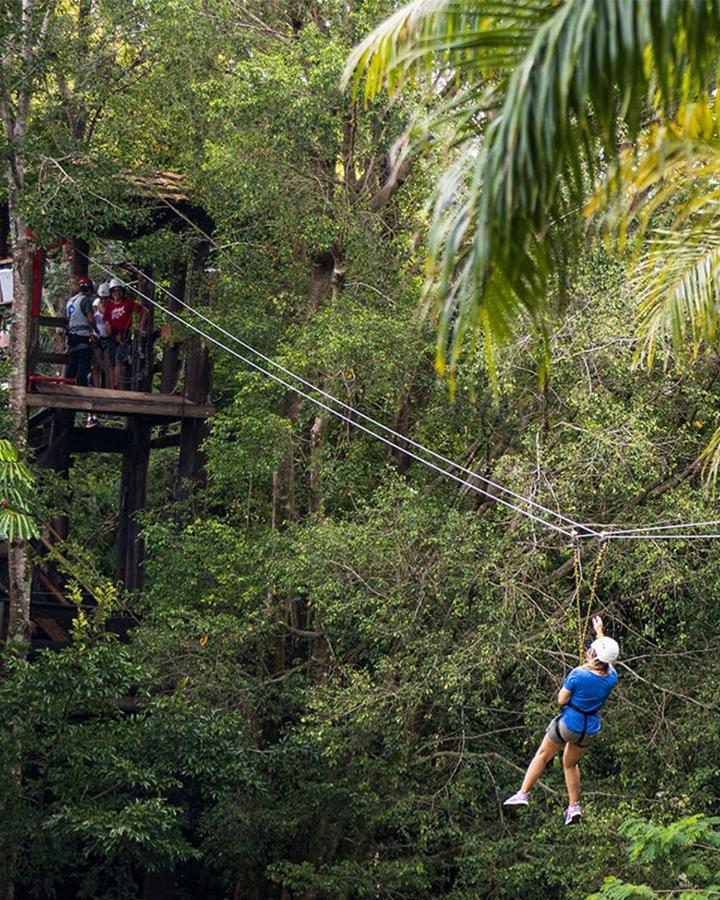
[132,268,155,393]
[34,408,74,541]
[176,243,212,496]
[116,416,151,591]
[0,202,9,259]
[177,337,212,489]
[160,266,186,394]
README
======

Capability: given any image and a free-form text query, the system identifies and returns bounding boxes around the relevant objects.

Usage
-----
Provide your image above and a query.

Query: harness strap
[566,700,604,742]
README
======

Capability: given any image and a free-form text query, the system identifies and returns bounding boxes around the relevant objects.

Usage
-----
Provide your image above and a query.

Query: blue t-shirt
[560,665,617,735]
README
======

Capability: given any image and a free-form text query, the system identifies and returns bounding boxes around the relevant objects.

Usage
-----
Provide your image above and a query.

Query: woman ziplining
[503,615,619,826]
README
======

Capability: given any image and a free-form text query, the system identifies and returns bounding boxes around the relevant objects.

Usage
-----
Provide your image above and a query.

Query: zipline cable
[74,250,720,541]
[48,170,717,541]
[109,255,600,538]
[601,519,720,535]
[78,252,580,538]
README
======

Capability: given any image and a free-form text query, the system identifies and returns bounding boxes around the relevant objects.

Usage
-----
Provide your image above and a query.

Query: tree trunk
[308,415,327,515]
[7,215,34,645]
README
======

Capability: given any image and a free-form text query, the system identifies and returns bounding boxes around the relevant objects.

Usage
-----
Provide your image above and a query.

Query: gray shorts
[546,715,597,748]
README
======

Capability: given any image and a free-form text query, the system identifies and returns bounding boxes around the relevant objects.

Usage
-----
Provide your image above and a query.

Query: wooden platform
[26,383,212,419]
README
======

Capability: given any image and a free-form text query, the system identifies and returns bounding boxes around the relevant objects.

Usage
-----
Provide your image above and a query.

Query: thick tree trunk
[308,415,327,515]
[7,215,34,645]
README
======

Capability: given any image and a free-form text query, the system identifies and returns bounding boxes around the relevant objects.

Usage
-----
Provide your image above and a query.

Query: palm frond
[347,0,720,378]
[0,508,39,541]
[343,1,550,99]
[584,97,720,369]
[632,220,720,368]
[700,424,720,492]
[0,439,39,541]
[588,96,720,251]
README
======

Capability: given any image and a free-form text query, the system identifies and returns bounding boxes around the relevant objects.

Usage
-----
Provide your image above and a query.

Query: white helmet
[591,636,619,663]
[97,282,110,298]
[92,297,100,308]
[108,278,124,290]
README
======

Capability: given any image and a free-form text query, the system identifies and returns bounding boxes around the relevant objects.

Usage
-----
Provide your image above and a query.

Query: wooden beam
[150,431,182,450]
[34,617,70,644]
[37,351,68,365]
[34,567,72,606]
[37,315,67,328]
[69,427,131,453]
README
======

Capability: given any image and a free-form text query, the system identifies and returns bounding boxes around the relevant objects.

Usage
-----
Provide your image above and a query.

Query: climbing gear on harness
[591,636,619,663]
[564,803,582,826]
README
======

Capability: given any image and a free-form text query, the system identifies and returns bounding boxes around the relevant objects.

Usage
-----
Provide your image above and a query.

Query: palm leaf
[343,0,550,99]
[700,424,720,492]
[586,97,720,368]
[0,508,39,541]
[347,0,720,377]
[632,221,720,368]
[0,439,38,541]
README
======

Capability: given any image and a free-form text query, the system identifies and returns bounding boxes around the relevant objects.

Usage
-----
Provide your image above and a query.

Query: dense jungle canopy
[3,1,720,898]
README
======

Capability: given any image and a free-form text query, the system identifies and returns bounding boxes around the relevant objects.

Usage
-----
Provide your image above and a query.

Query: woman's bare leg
[520,735,563,793]
[562,741,588,805]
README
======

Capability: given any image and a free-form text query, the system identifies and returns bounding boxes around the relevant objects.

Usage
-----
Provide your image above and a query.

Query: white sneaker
[503,791,530,807]
[564,803,582,825]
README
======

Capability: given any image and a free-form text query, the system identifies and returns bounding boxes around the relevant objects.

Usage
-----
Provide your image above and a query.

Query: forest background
[2,1,720,898]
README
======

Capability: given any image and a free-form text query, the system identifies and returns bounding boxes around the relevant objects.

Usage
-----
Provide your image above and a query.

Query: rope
[604,532,720,540]
[572,535,584,662]
[573,535,607,662]
[581,538,607,661]
[602,519,720,535]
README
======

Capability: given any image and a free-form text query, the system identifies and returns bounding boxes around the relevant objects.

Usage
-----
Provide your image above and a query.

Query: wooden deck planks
[26,383,212,419]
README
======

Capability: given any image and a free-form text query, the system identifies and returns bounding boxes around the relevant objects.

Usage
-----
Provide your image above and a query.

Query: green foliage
[7,2,720,898]
[590,815,720,900]
[0,439,39,540]
[346,0,720,381]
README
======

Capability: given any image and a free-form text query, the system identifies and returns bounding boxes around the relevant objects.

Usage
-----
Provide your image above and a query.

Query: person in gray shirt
[65,277,96,387]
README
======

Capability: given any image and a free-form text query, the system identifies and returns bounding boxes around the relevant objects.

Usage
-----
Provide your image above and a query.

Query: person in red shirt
[103,278,148,389]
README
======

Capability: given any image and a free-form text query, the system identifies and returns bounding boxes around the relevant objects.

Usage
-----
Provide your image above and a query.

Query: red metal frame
[26,232,68,318]
[28,375,76,386]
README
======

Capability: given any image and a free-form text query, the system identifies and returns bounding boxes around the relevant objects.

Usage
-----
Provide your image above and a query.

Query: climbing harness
[554,701,603,745]
[552,713,596,747]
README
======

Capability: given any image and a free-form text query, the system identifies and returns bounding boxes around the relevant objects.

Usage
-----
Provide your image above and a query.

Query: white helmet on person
[97,282,111,298]
[591,636,619,663]
[108,278,125,290]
